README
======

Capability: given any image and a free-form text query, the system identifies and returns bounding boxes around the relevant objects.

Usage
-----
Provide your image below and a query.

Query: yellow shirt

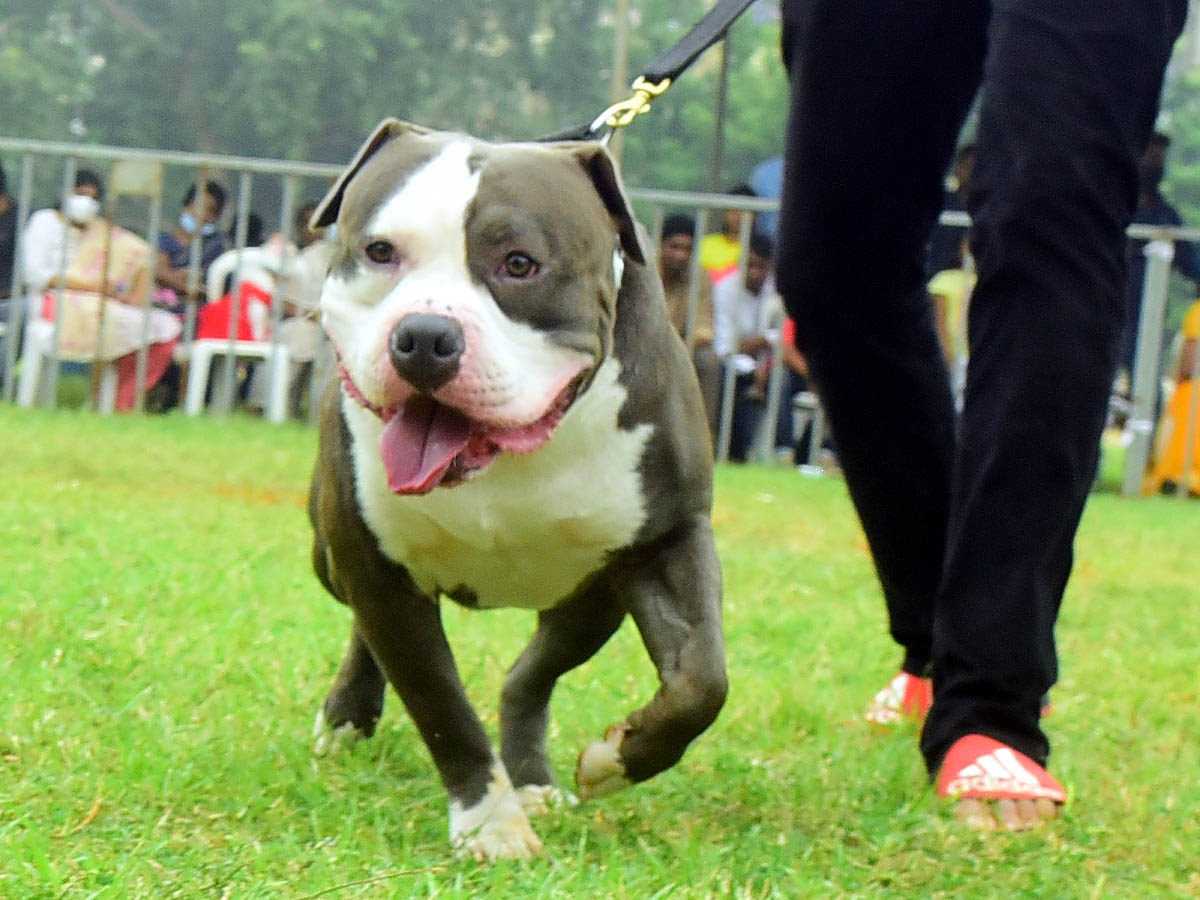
[1182,300,1199,340]
[698,233,741,282]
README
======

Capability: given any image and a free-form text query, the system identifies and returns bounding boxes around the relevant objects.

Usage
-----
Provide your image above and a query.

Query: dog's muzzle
[389,313,465,394]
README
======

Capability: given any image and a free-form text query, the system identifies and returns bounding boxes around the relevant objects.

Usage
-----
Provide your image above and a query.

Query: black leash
[540,0,760,142]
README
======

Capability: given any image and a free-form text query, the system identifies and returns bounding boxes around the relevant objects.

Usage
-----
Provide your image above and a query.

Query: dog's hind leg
[499,589,627,814]
[313,623,387,755]
[575,514,726,799]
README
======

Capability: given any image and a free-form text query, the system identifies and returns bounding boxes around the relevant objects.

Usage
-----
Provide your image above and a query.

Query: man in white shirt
[712,231,781,461]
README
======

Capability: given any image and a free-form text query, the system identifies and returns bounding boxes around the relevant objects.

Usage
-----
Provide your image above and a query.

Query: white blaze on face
[319,141,590,427]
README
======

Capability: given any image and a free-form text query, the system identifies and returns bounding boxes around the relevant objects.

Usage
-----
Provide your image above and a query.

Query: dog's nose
[388,314,465,393]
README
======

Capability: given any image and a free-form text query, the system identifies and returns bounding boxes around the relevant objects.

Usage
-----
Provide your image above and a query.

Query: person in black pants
[776,0,1187,830]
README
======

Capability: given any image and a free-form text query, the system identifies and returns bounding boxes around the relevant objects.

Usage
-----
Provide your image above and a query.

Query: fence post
[1122,238,1174,497]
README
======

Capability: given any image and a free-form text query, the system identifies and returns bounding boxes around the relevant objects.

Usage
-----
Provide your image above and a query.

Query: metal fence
[3,137,1199,498]
[0,137,342,422]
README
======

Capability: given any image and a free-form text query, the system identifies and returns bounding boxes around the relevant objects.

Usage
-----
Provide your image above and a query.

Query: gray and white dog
[307,119,725,860]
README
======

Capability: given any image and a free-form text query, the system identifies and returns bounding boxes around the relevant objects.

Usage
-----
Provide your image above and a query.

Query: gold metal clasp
[590,76,673,136]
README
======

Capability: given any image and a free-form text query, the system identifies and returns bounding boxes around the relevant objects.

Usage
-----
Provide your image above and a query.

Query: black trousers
[777,0,1186,772]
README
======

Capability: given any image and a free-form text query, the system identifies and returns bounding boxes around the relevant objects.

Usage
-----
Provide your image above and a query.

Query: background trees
[0,0,786,193]
[3,0,1198,214]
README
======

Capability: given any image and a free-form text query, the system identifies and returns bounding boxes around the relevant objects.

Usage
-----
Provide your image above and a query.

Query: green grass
[1,406,1197,899]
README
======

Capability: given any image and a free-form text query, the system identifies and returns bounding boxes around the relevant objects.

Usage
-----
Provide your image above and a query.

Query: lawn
[1,406,1197,899]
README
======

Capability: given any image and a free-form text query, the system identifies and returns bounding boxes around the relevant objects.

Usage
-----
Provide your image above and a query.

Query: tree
[0,1,789,197]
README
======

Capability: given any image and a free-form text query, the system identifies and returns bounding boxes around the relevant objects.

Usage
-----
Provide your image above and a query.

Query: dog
[306,119,726,860]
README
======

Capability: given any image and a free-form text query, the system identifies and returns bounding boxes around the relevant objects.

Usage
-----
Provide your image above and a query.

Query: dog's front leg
[575,514,727,798]
[351,586,542,861]
[314,622,387,755]
[499,587,627,814]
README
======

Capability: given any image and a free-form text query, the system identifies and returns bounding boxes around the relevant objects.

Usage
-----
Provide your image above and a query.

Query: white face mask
[65,193,100,225]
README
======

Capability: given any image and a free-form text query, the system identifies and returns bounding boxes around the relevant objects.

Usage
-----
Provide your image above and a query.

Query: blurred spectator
[773,315,807,459]
[293,201,322,249]
[0,164,16,380]
[657,213,721,441]
[227,210,266,251]
[750,156,784,242]
[1122,131,1200,378]
[699,183,756,284]
[20,169,105,298]
[0,163,16,299]
[21,169,179,410]
[1144,299,1200,495]
[156,180,229,307]
[713,231,781,461]
[926,143,976,276]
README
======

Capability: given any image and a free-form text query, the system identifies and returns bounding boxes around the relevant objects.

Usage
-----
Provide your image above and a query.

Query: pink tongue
[380,398,472,494]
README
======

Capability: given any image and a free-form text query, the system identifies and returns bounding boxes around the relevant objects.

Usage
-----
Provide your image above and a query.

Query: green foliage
[0,5,101,142]
[0,1,786,191]
[1,406,1198,898]
[1162,68,1200,224]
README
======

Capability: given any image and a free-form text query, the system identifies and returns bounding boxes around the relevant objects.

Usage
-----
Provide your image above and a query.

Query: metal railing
[0,137,341,419]
[3,137,1198,498]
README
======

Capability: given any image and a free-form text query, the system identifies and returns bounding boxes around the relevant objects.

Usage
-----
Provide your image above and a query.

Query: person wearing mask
[21,169,179,410]
[156,180,229,307]
[19,169,106,300]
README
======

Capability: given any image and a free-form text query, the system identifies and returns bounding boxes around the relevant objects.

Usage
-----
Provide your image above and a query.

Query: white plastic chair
[791,390,826,467]
[17,318,118,413]
[180,246,290,422]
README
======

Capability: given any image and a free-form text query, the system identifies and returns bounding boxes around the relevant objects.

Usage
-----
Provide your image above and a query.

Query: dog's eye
[364,240,396,265]
[502,252,538,279]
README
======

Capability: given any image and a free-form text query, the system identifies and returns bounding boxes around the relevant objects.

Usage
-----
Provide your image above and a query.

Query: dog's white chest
[347,360,653,609]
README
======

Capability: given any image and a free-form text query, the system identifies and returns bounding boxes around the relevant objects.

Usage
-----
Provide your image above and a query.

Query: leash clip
[590,76,673,138]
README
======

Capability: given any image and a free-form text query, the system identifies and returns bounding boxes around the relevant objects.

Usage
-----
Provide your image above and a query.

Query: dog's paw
[311,709,367,757]
[450,770,543,861]
[515,783,579,817]
[575,722,633,800]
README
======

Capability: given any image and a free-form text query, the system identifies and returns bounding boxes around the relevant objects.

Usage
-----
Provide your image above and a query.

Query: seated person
[23,169,180,411]
[712,231,781,462]
[156,180,229,310]
[657,213,721,442]
[1144,300,1200,496]
[699,184,756,284]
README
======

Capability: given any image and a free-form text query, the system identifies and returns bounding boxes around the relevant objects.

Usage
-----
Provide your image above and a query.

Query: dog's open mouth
[380,386,576,494]
[363,380,579,495]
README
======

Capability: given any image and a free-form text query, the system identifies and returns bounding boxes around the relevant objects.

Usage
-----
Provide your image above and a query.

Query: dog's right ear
[310,118,431,229]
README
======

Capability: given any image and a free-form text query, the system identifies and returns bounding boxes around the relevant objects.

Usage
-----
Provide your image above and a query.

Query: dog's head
[312,119,644,496]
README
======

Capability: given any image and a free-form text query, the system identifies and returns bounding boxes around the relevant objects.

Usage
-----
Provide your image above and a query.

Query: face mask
[201,222,218,236]
[179,211,199,234]
[65,193,100,225]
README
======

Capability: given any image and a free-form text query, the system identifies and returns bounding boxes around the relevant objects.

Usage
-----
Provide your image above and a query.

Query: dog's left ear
[311,118,432,229]
[558,143,645,265]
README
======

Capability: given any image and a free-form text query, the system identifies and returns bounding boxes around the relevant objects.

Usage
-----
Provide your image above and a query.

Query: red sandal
[864,671,932,725]
[936,734,1066,803]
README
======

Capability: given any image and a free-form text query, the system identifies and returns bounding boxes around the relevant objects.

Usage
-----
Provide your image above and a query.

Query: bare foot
[955,796,1060,831]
